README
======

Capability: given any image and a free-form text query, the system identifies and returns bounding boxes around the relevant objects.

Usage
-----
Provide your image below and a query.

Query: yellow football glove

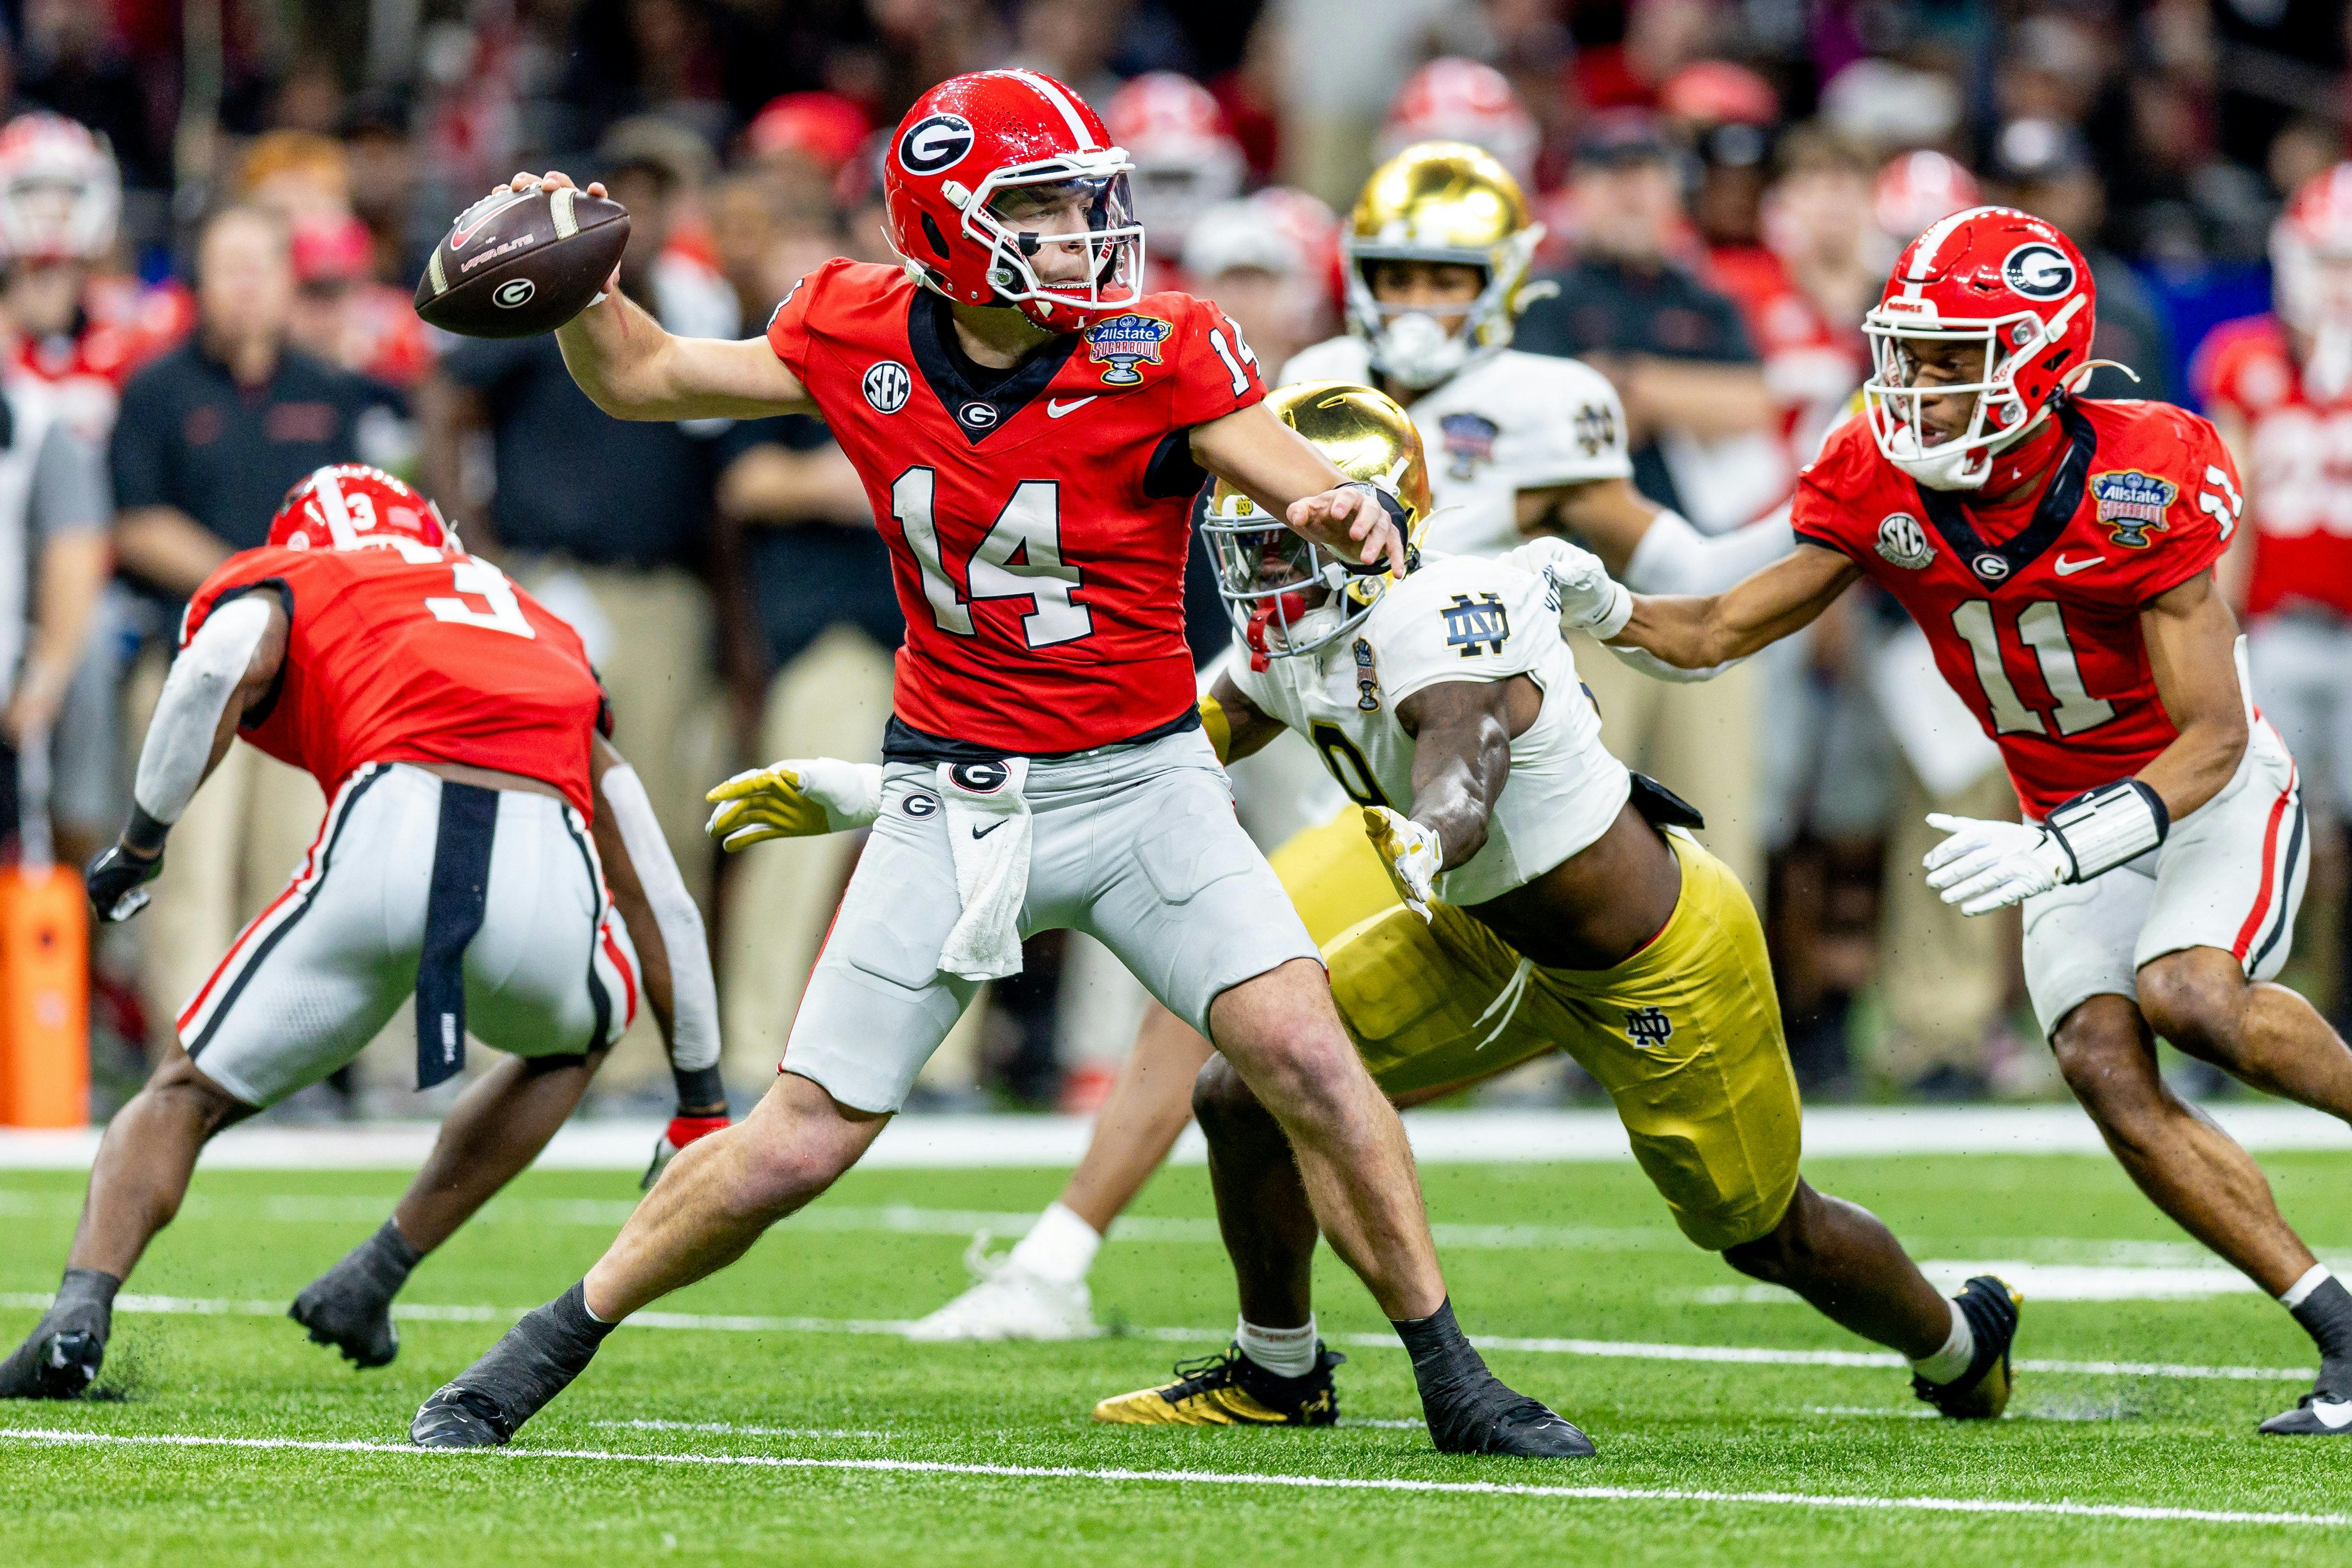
[1363,804,1441,920]
[704,758,883,851]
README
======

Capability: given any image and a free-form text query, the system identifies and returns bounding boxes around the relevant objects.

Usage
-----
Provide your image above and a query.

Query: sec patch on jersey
[415,185,630,338]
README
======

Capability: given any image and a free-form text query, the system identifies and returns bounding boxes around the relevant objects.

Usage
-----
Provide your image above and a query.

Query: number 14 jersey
[182,542,605,815]
[765,258,1266,755]
[1790,398,2245,818]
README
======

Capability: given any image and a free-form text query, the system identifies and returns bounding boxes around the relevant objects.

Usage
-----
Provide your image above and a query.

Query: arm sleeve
[1167,298,1267,427]
[133,595,272,826]
[1621,504,1795,596]
[599,760,721,1073]
[108,372,174,512]
[28,421,110,541]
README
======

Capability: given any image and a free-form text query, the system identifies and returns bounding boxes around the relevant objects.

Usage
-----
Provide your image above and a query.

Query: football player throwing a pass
[1,466,728,1398]
[1560,206,2352,1436]
[413,71,1591,1459]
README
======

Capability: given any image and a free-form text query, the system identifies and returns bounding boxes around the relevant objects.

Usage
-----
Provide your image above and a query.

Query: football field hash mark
[0,1426,2342,1530]
[0,1290,2315,1383]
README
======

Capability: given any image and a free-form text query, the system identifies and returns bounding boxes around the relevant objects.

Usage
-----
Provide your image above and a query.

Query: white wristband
[2043,779,2169,882]
[1590,581,1634,641]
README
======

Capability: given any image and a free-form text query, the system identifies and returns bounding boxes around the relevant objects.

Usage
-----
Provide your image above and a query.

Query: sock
[1909,1298,1976,1386]
[2282,1268,2352,1395]
[364,1219,424,1289]
[1235,1316,1318,1379]
[1392,1297,1492,1398]
[56,1268,122,1318]
[1008,1202,1101,1287]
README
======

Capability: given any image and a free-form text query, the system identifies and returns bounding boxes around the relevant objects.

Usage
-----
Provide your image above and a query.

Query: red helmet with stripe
[1872,149,1981,244]
[881,70,1144,332]
[269,465,455,553]
[2273,162,2352,335]
[1378,59,1537,189]
[1104,72,1244,252]
[1861,206,2098,490]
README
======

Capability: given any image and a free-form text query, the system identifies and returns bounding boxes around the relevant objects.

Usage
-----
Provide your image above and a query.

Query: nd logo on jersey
[1625,1006,1674,1049]
[1442,592,1510,657]
[1085,313,1172,384]
[2089,470,2176,548]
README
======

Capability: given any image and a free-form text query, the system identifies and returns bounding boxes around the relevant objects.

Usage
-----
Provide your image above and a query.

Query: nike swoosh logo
[1046,397,1097,418]
[971,820,1009,839]
[2053,554,2104,576]
[2316,1400,2352,1429]
[451,192,524,249]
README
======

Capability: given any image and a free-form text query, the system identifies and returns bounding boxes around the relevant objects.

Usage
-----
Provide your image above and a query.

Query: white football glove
[1363,805,1442,919]
[704,757,883,850]
[1922,813,2072,916]
[1538,542,1634,640]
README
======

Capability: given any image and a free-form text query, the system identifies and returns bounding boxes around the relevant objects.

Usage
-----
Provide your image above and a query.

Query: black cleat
[2258,1391,2352,1436]
[1424,1377,1597,1458]
[1093,1343,1344,1427]
[0,1327,105,1400]
[408,1282,612,1449]
[412,1386,517,1448]
[1912,1274,2023,1420]
[290,1270,400,1370]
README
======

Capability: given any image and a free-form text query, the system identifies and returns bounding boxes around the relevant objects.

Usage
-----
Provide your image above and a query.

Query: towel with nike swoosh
[936,757,1033,981]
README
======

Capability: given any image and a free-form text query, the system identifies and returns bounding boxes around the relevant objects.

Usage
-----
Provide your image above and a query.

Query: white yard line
[2,1103,2345,1171]
[0,1290,2312,1383]
[0,1426,2337,1529]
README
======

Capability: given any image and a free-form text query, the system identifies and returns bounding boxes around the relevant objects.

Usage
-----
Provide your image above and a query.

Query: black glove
[87,842,163,923]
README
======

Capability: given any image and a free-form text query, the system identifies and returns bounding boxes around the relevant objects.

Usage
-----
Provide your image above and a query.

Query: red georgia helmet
[2273,162,2352,334]
[0,111,121,263]
[1104,72,1243,251]
[1872,149,1981,244]
[1861,206,2099,490]
[882,70,1144,332]
[1378,60,1537,189]
[269,464,455,553]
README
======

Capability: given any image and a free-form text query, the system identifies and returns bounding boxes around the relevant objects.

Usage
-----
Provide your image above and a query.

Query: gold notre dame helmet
[1200,380,1432,663]
[1344,141,1545,390]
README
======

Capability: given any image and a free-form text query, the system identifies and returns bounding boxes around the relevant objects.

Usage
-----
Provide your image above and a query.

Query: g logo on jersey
[958,401,999,429]
[901,792,941,818]
[2002,242,2075,301]
[1874,512,1935,570]
[864,360,911,414]
[1973,553,2011,582]
[898,114,974,175]
[493,277,536,309]
[948,760,1010,793]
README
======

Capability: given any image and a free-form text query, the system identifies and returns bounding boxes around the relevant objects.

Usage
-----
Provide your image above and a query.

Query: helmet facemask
[1200,499,1385,671]
[942,154,1146,327]
[1345,228,1535,390]
[1862,295,2085,491]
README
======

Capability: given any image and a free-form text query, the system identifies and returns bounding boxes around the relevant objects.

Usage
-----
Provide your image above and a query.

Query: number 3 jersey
[181,543,605,815]
[765,258,1267,756]
[1790,397,2246,819]
[1227,553,1630,906]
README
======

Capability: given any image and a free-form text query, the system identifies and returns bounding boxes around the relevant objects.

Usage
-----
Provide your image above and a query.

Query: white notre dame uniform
[1228,553,1630,904]
[1276,338,1633,558]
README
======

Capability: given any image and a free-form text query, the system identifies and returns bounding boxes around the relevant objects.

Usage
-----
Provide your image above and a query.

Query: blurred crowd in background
[0,0,2344,1118]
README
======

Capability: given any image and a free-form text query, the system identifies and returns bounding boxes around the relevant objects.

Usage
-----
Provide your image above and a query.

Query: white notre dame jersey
[1229,553,1632,906]
[1277,337,1632,558]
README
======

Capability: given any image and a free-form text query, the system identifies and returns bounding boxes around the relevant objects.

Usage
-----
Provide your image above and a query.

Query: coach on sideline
[107,203,408,1055]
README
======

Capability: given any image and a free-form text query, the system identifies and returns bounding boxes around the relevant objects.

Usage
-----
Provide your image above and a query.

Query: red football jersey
[15,276,193,442]
[2191,314,2352,620]
[1791,399,2243,817]
[183,542,604,815]
[766,258,1266,754]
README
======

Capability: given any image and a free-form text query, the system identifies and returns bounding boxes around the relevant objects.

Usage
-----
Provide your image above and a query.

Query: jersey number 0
[891,467,1094,649]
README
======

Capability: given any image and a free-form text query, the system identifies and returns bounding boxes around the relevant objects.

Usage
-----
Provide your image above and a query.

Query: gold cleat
[1912,1275,2023,1420]
[1093,1343,1343,1427]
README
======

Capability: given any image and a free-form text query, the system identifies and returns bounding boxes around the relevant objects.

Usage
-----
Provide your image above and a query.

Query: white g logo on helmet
[898,114,975,176]
[2001,242,2075,301]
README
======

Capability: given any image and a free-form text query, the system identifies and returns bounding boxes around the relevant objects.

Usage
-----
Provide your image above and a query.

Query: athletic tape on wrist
[2043,778,2169,882]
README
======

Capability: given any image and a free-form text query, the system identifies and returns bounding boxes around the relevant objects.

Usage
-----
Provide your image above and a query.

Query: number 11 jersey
[1789,398,2245,818]
[765,258,1266,756]
[182,542,605,815]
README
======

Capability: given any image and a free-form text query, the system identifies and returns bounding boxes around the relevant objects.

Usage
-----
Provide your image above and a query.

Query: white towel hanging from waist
[935,757,1033,981]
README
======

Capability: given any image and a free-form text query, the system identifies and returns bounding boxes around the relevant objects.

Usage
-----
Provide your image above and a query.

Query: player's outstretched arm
[1394,678,1522,870]
[87,595,286,922]
[507,172,817,422]
[1609,543,1859,668]
[2138,571,2252,821]
[1189,402,1408,575]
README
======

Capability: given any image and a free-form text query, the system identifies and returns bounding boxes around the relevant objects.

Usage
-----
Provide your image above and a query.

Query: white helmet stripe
[1901,205,1991,299]
[312,471,359,549]
[1008,70,1098,151]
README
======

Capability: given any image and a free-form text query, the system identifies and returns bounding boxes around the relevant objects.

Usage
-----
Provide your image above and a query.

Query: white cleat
[903,1233,1100,1342]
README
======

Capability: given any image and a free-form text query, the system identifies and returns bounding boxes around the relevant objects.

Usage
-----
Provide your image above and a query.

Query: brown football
[414,186,630,339]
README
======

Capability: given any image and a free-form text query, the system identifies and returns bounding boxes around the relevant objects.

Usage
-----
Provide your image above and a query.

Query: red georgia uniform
[1792,398,2244,818]
[765,258,1266,754]
[15,276,193,442]
[182,543,604,816]
[2191,314,2352,620]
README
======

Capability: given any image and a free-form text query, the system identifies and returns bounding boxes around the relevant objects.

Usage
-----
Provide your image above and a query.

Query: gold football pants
[1275,811,1803,1250]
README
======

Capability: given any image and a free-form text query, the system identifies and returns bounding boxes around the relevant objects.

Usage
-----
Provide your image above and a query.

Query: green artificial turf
[4,1149,2351,1565]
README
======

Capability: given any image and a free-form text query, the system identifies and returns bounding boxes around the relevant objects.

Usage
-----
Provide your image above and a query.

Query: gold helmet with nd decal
[1199,380,1433,669]
[1343,141,1545,390]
